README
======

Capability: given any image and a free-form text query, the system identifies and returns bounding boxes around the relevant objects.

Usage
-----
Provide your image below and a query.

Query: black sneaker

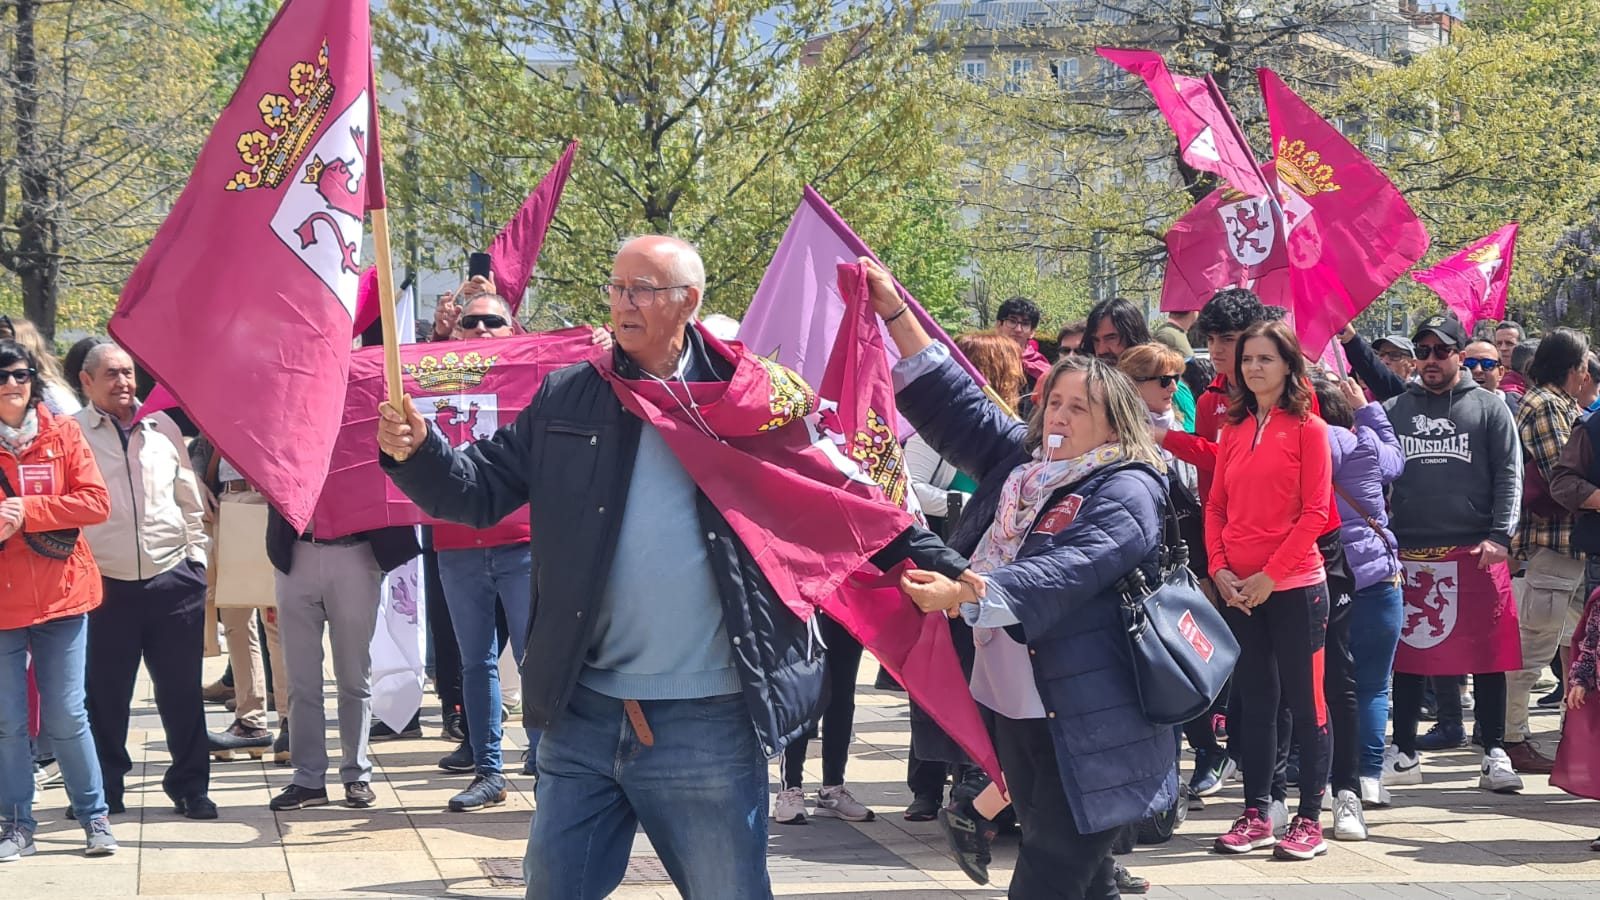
[448,774,507,812]
[174,795,218,820]
[273,728,291,767]
[370,715,422,741]
[1538,686,1566,708]
[1116,863,1150,894]
[443,709,467,743]
[269,784,329,811]
[438,741,475,773]
[344,782,376,809]
[936,801,993,885]
[903,793,942,822]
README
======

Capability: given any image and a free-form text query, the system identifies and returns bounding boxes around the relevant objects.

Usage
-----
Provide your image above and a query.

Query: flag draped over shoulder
[594,272,1001,779]
[1411,224,1519,335]
[488,142,578,313]
[1260,68,1429,357]
[737,187,987,435]
[110,0,382,531]
[1097,48,1270,198]
[313,328,598,538]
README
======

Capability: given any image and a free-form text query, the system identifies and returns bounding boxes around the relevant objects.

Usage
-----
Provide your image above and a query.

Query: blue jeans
[1,615,107,832]
[524,685,771,900]
[1348,580,1403,779]
[438,544,539,773]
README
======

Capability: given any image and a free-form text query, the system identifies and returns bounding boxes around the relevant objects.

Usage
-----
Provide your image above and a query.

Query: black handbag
[0,465,80,561]
[1117,501,1240,727]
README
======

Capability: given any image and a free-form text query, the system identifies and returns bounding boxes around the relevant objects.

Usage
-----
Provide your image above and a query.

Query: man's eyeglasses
[600,282,692,308]
[1463,358,1501,371]
[1415,344,1458,361]
[460,314,508,331]
[0,368,35,385]
[1379,352,1413,364]
[1134,374,1180,389]
[998,317,1035,331]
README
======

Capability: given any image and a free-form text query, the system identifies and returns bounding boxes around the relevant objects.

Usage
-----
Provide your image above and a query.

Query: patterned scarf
[0,407,39,457]
[968,442,1125,575]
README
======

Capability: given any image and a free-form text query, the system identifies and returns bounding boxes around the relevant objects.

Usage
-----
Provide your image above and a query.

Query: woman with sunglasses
[0,340,116,860]
[1207,320,1334,861]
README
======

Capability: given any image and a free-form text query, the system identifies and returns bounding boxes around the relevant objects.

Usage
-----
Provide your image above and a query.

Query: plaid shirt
[1516,383,1582,558]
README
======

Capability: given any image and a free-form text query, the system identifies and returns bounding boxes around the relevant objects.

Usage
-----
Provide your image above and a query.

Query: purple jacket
[1329,403,1405,591]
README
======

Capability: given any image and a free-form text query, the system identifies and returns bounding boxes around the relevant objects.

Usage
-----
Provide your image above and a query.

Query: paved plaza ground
[8,656,1600,899]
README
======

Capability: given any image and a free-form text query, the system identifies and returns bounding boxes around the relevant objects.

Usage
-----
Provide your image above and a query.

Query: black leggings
[784,614,864,788]
[995,714,1120,900]
[1324,590,1359,795]
[1223,583,1331,819]
[1393,671,1505,755]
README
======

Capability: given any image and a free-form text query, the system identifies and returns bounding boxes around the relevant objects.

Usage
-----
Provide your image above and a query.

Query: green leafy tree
[378,0,959,325]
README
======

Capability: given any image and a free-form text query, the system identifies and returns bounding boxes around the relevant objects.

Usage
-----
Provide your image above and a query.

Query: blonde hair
[1026,356,1167,473]
[9,318,68,391]
[1118,342,1188,428]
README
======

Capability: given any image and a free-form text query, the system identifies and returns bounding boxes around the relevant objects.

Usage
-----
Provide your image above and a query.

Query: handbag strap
[0,464,17,500]
[1332,482,1394,555]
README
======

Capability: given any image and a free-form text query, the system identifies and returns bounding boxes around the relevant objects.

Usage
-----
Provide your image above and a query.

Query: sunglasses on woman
[1462,358,1500,371]
[0,367,35,385]
[1134,374,1180,389]
[460,314,508,330]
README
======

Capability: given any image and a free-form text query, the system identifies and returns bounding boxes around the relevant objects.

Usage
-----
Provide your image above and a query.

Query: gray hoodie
[1382,369,1522,550]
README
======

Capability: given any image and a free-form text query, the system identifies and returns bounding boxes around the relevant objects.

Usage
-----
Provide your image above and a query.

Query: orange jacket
[0,406,111,630]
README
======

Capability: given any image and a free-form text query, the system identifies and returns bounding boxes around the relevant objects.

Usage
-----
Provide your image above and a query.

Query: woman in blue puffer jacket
[1313,374,1404,839]
[860,260,1179,900]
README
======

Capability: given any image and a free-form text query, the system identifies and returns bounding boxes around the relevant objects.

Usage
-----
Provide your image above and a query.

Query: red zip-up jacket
[1205,407,1333,589]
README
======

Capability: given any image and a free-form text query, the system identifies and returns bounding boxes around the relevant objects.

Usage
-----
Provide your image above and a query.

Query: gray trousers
[275,541,383,790]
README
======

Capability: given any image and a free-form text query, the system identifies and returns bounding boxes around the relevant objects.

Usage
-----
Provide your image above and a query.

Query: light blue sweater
[578,423,740,701]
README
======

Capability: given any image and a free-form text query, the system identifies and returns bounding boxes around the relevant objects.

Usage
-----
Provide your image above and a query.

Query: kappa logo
[1178,610,1216,663]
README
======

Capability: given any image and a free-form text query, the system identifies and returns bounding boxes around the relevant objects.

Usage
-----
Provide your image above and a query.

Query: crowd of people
[2,237,1600,900]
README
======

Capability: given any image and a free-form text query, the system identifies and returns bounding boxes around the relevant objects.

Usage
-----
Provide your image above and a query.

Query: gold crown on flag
[1275,138,1342,197]
[1467,244,1502,264]
[404,351,499,392]
[226,39,335,193]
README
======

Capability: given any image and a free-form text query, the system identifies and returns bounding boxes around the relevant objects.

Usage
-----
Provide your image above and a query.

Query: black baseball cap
[1412,314,1468,350]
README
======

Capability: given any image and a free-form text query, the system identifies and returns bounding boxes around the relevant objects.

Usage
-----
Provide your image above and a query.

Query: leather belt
[623,699,655,747]
[298,533,362,547]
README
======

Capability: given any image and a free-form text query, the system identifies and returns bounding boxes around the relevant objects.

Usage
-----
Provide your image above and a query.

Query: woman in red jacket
[0,339,114,861]
[1206,320,1333,862]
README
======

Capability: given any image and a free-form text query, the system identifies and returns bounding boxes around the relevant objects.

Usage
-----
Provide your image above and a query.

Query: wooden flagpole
[371,207,404,407]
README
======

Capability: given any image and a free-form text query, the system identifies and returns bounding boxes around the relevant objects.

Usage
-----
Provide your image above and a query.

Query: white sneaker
[1268,798,1289,838]
[1333,790,1368,841]
[773,787,808,824]
[815,784,876,822]
[1321,784,1334,812]
[1460,690,1475,712]
[1381,746,1421,786]
[1359,776,1391,809]
[1479,748,1523,794]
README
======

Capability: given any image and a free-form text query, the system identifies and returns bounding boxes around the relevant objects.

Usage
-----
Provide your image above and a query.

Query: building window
[1099,61,1128,91]
[962,59,987,83]
[1005,58,1033,93]
[1053,57,1079,87]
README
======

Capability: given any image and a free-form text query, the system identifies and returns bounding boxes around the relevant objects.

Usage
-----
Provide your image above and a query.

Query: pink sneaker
[1274,815,1328,860]
[1214,808,1275,854]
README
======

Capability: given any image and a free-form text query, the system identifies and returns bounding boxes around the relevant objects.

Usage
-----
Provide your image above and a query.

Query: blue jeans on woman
[524,685,771,899]
[437,544,539,774]
[0,615,107,832]
[1348,580,1403,779]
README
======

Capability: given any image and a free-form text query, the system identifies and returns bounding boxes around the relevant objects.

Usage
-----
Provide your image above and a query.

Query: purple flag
[738,187,985,427]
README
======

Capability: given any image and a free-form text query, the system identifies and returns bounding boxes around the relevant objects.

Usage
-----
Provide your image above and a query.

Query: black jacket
[382,329,968,756]
[265,508,420,576]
